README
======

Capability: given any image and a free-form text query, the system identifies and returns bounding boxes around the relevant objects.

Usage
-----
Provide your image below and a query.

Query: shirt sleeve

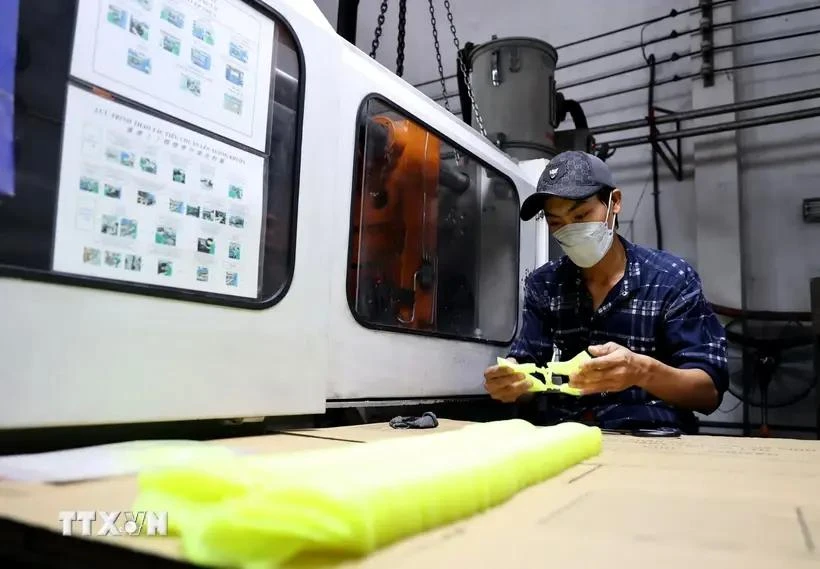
[506,274,554,367]
[663,266,730,404]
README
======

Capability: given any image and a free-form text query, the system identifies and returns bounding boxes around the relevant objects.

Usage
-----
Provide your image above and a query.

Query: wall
[313,0,820,432]
[735,0,820,312]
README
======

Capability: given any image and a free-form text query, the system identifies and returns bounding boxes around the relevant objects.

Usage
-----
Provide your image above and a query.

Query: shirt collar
[560,234,642,299]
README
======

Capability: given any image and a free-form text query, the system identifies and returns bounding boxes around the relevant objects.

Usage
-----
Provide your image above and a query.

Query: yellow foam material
[547,351,593,377]
[495,357,583,396]
[133,420,601,568]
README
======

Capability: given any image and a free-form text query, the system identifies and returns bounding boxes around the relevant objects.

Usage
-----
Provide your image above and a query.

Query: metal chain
[427,0,451,112]
[443,0,486,136]
[396,0,407,76]
[369,0,389,59]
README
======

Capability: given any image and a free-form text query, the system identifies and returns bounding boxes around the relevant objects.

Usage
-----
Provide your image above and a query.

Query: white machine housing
[0,0,548,429]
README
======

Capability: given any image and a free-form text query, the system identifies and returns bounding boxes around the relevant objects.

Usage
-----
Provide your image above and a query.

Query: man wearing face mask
[483,150,729,433]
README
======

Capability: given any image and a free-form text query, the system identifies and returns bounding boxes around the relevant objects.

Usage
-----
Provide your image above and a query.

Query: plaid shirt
[508,236,729,432]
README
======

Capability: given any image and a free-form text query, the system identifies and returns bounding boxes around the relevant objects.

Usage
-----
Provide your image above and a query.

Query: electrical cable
[576,51,820,104]
[559,28,820,91]
[630,177,653,228]
[557,28,682,71]
[640,22,652,65]
[557,4,820,72]
[554,0,736,50]
[414,3,820,90]
[437,44,820,104]
[710,3,820,33]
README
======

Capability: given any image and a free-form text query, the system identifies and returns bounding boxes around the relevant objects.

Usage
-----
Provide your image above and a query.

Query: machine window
[0,0,303,308]
[348,97,520,344]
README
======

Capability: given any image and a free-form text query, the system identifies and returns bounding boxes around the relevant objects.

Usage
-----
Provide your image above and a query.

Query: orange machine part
[351,116,440,329]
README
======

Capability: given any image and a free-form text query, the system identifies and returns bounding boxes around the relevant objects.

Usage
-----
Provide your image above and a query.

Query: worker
[483,150,728,433]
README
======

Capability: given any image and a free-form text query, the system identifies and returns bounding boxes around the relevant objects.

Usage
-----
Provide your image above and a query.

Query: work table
[1,419,818,568]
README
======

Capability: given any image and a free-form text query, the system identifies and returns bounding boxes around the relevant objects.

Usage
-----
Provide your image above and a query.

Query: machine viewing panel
[348,97,520,345]
[54,86,265,298]
[0,0,303,308]
[71,0,275,153]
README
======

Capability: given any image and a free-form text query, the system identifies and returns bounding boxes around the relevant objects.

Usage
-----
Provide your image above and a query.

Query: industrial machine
[0,0,554,432]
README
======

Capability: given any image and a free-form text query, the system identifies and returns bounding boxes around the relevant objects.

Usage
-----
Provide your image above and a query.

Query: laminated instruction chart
[52,86,265,298]
[71,0,275,151]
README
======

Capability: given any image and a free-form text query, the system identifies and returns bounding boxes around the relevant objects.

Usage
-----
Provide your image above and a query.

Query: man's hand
[568,342,650,395]
[483,359,532,403]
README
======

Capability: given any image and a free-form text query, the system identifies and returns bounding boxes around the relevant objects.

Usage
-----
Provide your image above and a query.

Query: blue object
[0,0,19,198]
[507,236,729,432]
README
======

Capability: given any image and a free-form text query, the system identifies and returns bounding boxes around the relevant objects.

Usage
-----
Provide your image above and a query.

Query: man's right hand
[483,358,532,403]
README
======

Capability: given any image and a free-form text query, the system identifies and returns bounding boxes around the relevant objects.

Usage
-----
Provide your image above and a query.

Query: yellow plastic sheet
[134,420,602,568]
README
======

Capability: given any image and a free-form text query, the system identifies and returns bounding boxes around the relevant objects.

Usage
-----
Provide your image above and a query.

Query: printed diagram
[74,0,275,151]
[52,86,265,299]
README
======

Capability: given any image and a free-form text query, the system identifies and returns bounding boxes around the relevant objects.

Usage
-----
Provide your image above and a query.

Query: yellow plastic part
[546,351,593,377]
[495,357,583,396]
[133,420,602,568]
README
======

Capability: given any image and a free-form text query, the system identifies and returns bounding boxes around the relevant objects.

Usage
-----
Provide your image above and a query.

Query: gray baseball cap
[520,151,616,221]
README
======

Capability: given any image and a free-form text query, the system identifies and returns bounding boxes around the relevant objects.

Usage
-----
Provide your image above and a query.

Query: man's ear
[611,188,622,216]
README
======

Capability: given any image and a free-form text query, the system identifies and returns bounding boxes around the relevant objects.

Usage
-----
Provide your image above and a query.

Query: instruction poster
[52,86,265,298]
[70,0,275,152]
[0,0,19,197]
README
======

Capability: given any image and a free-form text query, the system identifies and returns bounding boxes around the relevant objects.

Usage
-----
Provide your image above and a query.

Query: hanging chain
[396,0,407,76]
[369,0,389,59]
[427,0,450,112]
[443,0,486,137]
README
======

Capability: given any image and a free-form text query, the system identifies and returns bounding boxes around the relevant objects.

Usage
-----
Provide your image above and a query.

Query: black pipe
[691,29,820,60]
[648,55,663,251]
[412,0,735,85]
[424,26,820,97]
[456,44,475,126]
[710,4,820,34]
[556,29,683,71]
[563,99,589,129]
[560,29,820,92]
[336,0,359,44]
[577,52,820,104]
[415,4,820,91]
[591,87,820,135]
[605,106,820,149]
[439,165,471,194]
[559,58,669,91]
[554,0,736,50]
[576,72,694,104]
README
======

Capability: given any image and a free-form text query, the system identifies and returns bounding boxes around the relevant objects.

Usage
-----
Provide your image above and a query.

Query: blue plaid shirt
[508,236,729,432]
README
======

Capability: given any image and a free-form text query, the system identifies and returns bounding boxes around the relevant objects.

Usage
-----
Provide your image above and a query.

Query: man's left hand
[568,342,650,395]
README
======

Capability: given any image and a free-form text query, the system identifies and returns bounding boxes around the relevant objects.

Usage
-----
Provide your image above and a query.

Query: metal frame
[700,0,715,87]
[337,0,359,44]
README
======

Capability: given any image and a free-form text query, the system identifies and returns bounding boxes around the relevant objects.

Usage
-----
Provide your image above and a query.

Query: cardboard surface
[212,432,361,453]
[1,423,819,568]
[277,418,474,442]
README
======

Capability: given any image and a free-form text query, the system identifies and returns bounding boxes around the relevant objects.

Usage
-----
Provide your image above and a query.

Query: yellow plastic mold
[133,420,602,568]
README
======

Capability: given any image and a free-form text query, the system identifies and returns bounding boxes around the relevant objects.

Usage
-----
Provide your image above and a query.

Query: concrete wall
[313,0,820,433]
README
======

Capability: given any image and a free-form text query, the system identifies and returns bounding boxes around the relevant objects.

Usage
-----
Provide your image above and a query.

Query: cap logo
[549,168,559,179]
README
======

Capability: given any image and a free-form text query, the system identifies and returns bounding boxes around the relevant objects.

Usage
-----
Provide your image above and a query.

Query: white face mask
[552,194,617,268]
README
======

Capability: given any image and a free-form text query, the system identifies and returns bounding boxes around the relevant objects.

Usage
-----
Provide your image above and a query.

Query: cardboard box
[1,423,819,568]
[276,418,474,443]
